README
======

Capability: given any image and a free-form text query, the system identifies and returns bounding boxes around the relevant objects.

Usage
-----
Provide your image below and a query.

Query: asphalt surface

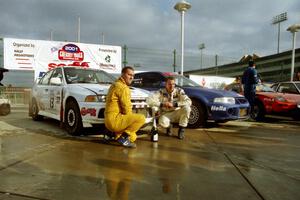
[0,106,299,200]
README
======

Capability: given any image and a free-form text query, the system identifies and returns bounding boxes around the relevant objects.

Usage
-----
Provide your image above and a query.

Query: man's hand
[164,102,174,108]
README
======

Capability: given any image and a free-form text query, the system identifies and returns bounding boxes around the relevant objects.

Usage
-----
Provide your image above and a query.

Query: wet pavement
[0,106,299,200]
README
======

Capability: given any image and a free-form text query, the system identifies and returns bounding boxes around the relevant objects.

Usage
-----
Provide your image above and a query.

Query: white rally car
[29,66,152,135]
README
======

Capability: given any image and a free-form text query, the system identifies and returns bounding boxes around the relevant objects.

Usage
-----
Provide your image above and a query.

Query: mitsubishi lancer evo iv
[29,66,152,135]
[132,71,250,128]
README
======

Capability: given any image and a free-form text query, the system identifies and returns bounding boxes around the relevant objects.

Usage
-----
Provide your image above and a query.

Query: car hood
[183,86,241,99]
[257,91,300,103]
[69,84,149,98]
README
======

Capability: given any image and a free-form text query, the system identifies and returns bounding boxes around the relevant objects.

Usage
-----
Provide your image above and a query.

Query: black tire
[188,99,207,128]
[31,99,43,121]
[64,100,83,136]
[252,100,265,121]
[0,104,10,116]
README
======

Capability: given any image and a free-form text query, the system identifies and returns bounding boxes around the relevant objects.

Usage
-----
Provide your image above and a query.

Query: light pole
[198,43,205,69]
[287,24,300,81]
[272,12,287,54]
[174,1,191,76]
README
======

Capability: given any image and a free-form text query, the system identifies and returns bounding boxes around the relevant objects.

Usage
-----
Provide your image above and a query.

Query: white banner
[3,38,122,78]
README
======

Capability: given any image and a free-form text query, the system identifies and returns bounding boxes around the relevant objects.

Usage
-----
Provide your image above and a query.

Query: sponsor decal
[58,44,84,61]
[211,105,226,111]
[80,107,97,116]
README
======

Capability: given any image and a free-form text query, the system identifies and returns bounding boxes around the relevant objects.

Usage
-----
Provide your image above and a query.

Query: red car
[225,83,300,121]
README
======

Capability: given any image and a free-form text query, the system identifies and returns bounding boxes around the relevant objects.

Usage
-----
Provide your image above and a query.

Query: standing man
[105,66,145,148]
[147,76,191,139]
[242,60,259,117]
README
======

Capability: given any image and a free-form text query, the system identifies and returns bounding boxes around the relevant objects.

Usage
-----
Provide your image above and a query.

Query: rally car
[225,82,300,121]
[132,71,250,128]
[29,66,152,135]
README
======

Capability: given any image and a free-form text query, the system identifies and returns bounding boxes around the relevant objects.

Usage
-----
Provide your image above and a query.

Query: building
[185,48,300,82]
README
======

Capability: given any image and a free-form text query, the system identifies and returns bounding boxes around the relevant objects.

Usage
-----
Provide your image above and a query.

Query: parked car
[225,82,300,121]
[29,66,152,135]
[132,72,250,128]
[271,81,300,95]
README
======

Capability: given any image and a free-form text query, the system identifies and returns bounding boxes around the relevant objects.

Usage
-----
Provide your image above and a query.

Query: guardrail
[0,87,31,105]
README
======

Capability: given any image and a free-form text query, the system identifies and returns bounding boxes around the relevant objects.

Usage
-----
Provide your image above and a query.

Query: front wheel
[64,100,83,136]
[252,100,265,121]
[188,99,207,128]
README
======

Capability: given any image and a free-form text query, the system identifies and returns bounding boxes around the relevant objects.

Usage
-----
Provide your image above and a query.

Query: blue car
[132,72,250,128]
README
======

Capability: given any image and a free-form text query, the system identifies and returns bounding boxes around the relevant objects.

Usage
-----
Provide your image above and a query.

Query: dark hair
[121,66,134,74]
[248,60,255,67]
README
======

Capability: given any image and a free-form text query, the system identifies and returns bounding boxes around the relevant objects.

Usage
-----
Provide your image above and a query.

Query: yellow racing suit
[105,77,145,142]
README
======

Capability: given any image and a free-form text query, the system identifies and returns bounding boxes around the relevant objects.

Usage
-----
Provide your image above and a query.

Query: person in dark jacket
[242,60,259,116]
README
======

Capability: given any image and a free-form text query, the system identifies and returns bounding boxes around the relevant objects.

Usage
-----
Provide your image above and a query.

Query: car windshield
[174,75,201,87]
[295,82,300,90]
[64,67,116,84]
[256,83,275,92]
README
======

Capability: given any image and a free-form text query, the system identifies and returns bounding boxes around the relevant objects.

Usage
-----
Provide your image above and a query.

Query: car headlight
[85,95,106,102]
[213,97,235,104]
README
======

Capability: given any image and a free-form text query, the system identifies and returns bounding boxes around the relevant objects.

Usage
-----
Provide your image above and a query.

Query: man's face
[165,79,175,93]
[122,69,134,85]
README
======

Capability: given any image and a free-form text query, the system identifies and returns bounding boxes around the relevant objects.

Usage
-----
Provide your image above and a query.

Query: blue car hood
[183,86,240,100]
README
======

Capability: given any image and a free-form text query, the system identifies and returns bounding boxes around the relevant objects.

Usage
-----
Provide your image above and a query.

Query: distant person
[104,66,145,148]
[0,68,9,86]
[242,60,259,116]
[293,70,300,81]
[225,76,243,94]
[146,76,192,139]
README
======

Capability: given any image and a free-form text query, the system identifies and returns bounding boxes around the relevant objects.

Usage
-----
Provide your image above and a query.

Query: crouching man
[105,66,145,148]
[147,76,191,139]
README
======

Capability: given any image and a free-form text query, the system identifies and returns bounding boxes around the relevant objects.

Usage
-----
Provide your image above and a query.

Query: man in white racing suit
[147,76,191,139]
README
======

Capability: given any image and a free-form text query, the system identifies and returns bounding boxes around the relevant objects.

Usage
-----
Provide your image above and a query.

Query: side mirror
[50,77,62,85]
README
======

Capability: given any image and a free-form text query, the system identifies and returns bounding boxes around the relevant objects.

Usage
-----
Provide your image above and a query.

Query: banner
[3,38,122,78]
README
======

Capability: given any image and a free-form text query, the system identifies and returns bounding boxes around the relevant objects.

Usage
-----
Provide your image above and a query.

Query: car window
[64,67,115,84]
[50,68,63,84]
[40,70,53,85]
[133,73,163,88]
[278,83,298,94]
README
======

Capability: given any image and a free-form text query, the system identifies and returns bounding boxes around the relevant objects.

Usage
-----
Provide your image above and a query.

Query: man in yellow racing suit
[105,66,145,148]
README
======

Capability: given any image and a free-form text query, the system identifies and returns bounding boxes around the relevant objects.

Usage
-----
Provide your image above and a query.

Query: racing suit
[242,66,259,110]
[147,87,192,128]
[105,77,145,142]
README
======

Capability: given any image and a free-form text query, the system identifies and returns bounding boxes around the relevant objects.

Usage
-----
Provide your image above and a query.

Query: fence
[0,87,31,105]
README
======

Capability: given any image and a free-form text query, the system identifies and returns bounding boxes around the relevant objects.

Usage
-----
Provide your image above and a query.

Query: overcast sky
[0,0,299,59]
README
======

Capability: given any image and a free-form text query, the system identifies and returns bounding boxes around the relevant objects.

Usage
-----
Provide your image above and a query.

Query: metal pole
[180,11,185,76]
[290,32,296,81]
[277,23,280,53]
[101,32,104,44]
[200,49,203,69]
[50,29,53,41]
[123,45,127,68]
[173,49,177,72]
[77,16,80,43]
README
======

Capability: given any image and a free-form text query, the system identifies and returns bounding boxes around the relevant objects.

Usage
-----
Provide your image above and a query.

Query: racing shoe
[166,128,172,136]
[177,126,185,140]
[117,135,137,148]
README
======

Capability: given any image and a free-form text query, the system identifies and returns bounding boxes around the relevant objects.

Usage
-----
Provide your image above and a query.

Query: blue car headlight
[213,97,235,104]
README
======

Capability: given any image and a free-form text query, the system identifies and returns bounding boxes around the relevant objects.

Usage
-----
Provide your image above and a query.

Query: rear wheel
[188,99,207,128]
[31,99,43,121]
[64,100,83,136]
[0,104,10,116]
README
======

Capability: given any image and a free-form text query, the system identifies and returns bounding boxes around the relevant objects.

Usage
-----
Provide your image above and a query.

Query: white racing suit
[147,87,192,128]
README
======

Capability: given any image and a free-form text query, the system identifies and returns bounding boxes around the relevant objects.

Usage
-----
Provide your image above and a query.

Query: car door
[36,70,53,113]
[48,68,64,116]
